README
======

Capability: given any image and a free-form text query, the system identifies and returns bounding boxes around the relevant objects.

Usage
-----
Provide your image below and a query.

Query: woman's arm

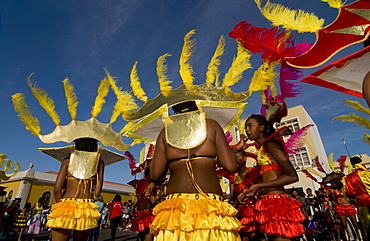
[151,129,168,182]
[94,159,105,198]
[54,158,69,202]
[246,140,298,196]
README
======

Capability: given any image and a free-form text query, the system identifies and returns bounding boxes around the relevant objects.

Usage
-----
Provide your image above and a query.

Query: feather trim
[225,131,233,144]
[27,75,60,125]
[62,77,78,120]
[333,114,370,130]
[328,153,335,171]
[249,61,278,92]
[302,169,318,182]
[157,53,172,96]
[125,151,137,169]
[91,75,110,118]
[314,156,326,173]
[342,99,370,116]
[321,0,344,9]
[106,71,137,123]
[206,35,225,85]
[286,124,314,154]
[130,61,148,102]
[254,0,324,33]
[179,30,196,87]
[307,167,323,178]
[222,41,252,87]
[337,155,347,173]
[12,93,41,136]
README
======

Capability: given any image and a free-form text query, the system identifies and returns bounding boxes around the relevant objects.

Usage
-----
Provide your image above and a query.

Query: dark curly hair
[246,114,275,137]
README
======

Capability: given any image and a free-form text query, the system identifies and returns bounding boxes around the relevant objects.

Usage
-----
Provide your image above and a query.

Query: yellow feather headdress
[0,154,21,180]
[121,30,252,143]
[12,71,138,164]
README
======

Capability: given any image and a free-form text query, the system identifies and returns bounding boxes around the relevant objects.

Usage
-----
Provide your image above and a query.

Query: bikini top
[256,127,289,175]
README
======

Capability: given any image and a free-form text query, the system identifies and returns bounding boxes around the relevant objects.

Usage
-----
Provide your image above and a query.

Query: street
[5,229,138,241]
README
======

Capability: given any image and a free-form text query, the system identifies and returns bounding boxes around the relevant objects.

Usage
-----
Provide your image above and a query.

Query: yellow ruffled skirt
[150,193,241,241]
[46,198,100,231]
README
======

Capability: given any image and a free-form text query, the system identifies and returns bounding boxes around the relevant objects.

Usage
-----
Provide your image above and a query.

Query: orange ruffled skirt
[46,198,100,231]
[255,194,305,238]
[150,193,241,241]
[236,197,259,233]
[334,204,358,216]
[131,209,155,232]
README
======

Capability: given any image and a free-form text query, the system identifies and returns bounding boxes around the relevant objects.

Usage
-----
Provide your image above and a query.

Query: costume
[254,129,306,238]
[47,198,100,231]
[118,30,253,241]
[234,166,260,233]
[13,208,29,228]
[12,74,134,232]
[151,193,241,241]
[130,179,155,232]
[332,189,358,216]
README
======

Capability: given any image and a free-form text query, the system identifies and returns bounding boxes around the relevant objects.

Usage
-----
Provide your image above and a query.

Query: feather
[12,161,21,175]
[314,156,326,173]
[286,124,314,154]
[179,30,196,87]
[249,61,278,93]
[328,153,335,171]
[348,164,353,174]
[333,114,370,130]
[12,93,41,136]
[254,0,324,33]
[106,71,137,123]
[302,169,318,182]
[342,99,370,116]
[130,62,148,102]
[125,151,137,169]
[91,76,110,118]
[337,155,347,173]
[364,132,370,145]
[321,0,344,8]
[146,144,155,159]
[62,77,78,120]
[222,41,252,87]
[156,53,172,95]
[120,121,136,134]
[27,75,60,125]
[3,160,12,172]
[0,154,9,168]
[225,131,233,144]
[206,35,225,85]
[307,167,323,178]
[130,139,142,146]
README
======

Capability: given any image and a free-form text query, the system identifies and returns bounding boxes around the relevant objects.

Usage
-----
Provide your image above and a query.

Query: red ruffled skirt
[235,197,258,233]
[255,194,306,238]
[333,204,358,216]
[130,209,155,232]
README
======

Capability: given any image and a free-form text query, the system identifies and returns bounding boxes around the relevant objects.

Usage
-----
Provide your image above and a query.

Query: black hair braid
[247,114,275,137]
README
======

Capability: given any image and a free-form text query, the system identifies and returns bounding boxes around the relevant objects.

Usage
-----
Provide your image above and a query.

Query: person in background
[342,156,370,240]
[109,194,123,241]
[88,196,105,241]
[13,202,31,241]
[234,114,305,241]
[27,197,45,241]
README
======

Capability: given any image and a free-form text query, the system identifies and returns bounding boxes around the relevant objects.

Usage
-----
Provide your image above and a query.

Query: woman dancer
[234,114,305,241]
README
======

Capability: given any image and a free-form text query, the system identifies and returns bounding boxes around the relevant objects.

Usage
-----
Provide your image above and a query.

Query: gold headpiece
[122,30,252,143]
[12,71,138,163]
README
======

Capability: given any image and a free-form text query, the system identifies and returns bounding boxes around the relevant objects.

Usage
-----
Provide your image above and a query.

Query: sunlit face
[245,118,263,141]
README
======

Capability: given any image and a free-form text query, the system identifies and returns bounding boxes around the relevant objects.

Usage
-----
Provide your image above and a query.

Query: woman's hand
[244,184,261,197]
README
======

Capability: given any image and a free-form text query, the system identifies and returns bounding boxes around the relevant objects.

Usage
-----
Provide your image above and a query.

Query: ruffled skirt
[235,197,258,233]
[46,198,100,231]
[333,204,358,216]
[150,193,241,241]
[255,194,305,238]
[131,209,155,232]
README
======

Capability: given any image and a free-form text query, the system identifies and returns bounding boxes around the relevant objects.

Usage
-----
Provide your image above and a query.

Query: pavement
[4,229,138,241]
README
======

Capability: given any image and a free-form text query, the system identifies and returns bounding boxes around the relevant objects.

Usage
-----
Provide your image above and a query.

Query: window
[42,191,52,208]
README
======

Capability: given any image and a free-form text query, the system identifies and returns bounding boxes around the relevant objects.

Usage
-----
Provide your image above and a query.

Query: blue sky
[0,0,368,185]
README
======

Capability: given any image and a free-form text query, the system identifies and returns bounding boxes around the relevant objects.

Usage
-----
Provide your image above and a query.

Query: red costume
[255,128,306,237]
[332,189,358,216]
[130,179,156,232]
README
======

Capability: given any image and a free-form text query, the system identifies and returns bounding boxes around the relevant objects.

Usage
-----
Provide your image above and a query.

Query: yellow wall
[2,181,21,201]
[28,182,55,204]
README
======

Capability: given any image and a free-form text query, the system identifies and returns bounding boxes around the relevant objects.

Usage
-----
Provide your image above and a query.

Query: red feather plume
[337,155,347,173]
[314,156,326,173]
[302,169,318,183]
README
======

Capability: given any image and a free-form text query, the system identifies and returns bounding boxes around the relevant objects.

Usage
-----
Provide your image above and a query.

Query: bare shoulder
[265,139,286,157]
[206,119,223,131]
